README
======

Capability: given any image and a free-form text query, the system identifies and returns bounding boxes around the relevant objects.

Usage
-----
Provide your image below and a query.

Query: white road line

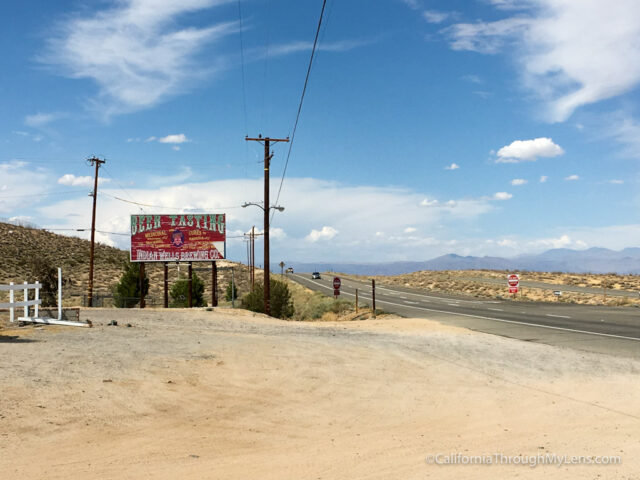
[448,304,459,307]
[546,314,571,319]
[291,275,640,343]
[488,308,504,312]
[405,301,418,304]
[400,296,408,299]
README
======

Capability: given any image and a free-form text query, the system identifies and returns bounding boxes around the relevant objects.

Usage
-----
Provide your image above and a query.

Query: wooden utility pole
[251,226,255,287]
[245,135,289,316]
[87,156,105,307]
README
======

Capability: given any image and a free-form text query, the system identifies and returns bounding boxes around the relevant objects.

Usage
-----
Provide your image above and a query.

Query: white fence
[0,268,88,327]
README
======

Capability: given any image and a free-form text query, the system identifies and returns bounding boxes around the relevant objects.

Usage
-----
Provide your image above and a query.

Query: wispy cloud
[564,174,579,181]
[539,175,548,183]
[41,0,236,117]
[306,226,338,242]
[262,38,374,58]
[446,1,640,122]
[511,178,527,186]
[445,163,460,170]
[25,112,60,127]
[493,192,513,200]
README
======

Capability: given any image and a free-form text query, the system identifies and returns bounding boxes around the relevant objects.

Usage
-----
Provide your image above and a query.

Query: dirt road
[1,309,639,479]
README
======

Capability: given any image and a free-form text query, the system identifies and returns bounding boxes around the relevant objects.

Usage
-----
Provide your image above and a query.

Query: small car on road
[311,272,321,279]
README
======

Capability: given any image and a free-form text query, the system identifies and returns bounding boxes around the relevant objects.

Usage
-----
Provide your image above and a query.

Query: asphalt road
[289,273,640,358]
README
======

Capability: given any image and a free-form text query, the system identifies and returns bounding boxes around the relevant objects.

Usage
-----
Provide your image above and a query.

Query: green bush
[241,279,294,319]
[113,261,149,308]
[170,272,205,307]
[225,280,238,301]
[28,258,58,307]
[292,291,353,321]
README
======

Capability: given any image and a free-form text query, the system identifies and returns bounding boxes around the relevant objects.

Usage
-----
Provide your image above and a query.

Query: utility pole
[251,226,255,287]
[245,135,289,316]
[87,156,105,308]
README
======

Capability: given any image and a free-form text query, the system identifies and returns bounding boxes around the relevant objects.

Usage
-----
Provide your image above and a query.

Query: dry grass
[349,269,640,307]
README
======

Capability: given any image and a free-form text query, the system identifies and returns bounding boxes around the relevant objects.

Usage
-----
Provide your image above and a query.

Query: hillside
[0,222,256,306]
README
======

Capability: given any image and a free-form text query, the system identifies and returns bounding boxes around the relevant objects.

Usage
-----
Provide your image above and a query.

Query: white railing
[0,268,88,327]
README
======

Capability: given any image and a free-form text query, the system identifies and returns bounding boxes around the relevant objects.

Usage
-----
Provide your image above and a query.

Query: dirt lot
[1,309,639,479]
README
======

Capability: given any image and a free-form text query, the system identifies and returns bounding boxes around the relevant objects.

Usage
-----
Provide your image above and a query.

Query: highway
[289,273,640,358]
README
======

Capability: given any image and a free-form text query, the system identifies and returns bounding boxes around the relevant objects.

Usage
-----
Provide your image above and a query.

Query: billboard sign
[130,214,225,262]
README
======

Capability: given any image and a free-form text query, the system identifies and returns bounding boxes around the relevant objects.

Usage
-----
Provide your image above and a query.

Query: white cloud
[446,1,640,122]
[57,174,110,187]
[609,179,624,185]
[445,162,460,170]
[306,226,338,242]
[496,137,564,163]
[420,197,439,207]
[0,162,54,214]
[510,178,527,186]
[158,134,188,144]
[404,227,417,233]
[539,175,548,183]
[423,10,450,24]
[42,0,237,116]
[493,192,513,200]
[564,174,579,181]
[25,112,59,127]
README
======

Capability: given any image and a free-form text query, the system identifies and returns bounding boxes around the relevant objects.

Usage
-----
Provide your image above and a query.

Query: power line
[237,0,248,135]
[272,0,328,222]
[99,191,244,211]
[0,190,79,199]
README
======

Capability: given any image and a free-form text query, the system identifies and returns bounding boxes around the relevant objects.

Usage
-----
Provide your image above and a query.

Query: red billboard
[130,214,225,262]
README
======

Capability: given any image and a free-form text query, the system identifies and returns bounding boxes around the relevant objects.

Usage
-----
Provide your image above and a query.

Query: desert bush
[170,272,205,307]
[113,261,149,308]
[225,280,238,301]
[241,279,294,319]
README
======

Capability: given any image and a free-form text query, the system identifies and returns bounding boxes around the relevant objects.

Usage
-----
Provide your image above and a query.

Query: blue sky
[1,0,640,264]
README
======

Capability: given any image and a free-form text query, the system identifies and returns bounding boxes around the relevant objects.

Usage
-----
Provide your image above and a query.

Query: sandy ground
[1,308,639,479]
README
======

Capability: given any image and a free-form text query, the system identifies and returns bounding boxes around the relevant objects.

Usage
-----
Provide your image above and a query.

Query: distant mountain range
[283,247,640,276]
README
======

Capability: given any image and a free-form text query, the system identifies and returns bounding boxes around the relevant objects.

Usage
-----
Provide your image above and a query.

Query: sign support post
[211,261,218,307]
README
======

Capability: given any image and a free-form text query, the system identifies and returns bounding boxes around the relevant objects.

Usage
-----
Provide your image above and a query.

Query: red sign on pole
[130,214,225,262]
[334,289,340,297]
[333,277,341,290]
[507,274,520,287]
[509,286,519,294]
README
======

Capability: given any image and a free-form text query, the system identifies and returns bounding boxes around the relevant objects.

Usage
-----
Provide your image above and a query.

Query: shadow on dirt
[0,335,39,343]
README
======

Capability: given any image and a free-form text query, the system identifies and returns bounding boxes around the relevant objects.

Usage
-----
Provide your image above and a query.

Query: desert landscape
[1,309,638,479]
[356,269,640,306]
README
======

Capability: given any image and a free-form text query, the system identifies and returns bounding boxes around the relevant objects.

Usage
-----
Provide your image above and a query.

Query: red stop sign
[507,274,520,287]
[333,277,341,289]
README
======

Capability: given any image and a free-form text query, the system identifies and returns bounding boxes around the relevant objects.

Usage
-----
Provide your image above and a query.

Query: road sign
[334,289,340,297]
[509,286,519,294]
[507,274,520,288]
[333,277,341,290]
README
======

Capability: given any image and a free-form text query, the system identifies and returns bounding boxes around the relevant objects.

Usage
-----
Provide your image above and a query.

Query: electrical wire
[0,190,80,199]
[237,0,248,136]
[271,0,328,223]
[100,191,244,211]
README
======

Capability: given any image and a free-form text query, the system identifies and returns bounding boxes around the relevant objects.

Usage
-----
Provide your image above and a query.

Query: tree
[28,258,58,307]
[241,279,293,319]
[225,280,238,301]
[113,261,149,308]
[170,272,205,307]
